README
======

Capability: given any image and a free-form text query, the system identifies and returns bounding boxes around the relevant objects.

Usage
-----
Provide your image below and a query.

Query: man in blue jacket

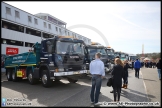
[134,59,141,79]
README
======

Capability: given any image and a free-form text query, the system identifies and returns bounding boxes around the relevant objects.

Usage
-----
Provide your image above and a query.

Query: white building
[1,2,91,56]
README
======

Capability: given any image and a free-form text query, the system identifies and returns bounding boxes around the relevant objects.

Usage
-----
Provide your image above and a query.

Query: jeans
[123,76,128,84]
[135,68,140,78]
[157,69,161,79]
[113,87,121,101]
[90,75,102,103]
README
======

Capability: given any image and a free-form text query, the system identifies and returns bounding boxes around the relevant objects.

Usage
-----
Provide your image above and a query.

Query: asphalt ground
[140,67,161,103]
[1,68,161,107]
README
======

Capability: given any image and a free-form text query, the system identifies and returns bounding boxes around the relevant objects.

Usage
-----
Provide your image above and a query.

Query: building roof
[34,13,66,24]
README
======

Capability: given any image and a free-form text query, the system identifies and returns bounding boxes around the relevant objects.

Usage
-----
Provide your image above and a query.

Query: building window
[25,42,34,47]
[74,34,76,38]
[2,21,24,33]
[59,28,61,34]
[44,22,47,28]
[65,31,67,35]
[26,27,41,37]
[3,40,7,44]
[1,38,24,46]
[15,10,20,18]
[34,18,38,25]
[43,32,54,38]
[48,24,51,29]
[28,16,32,22]
[6,7,11,15]
[55,27,58,32]
[48,16,58,24]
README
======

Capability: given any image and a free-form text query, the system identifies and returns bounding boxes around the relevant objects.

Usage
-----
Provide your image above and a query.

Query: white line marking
[140,70,149,102]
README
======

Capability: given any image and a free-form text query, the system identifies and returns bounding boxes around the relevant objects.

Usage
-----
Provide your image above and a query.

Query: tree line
[136,52,161,60]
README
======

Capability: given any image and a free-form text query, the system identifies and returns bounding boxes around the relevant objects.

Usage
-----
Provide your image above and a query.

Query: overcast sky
[4,1,161,54]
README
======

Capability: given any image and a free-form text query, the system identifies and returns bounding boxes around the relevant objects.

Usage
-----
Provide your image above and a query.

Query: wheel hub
[12,72,15,79]
[7,72,10,79]
[28,73,32,82]
[42,74,47,84]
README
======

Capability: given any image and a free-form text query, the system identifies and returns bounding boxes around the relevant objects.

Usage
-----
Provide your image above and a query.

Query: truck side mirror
[46,41,52,54]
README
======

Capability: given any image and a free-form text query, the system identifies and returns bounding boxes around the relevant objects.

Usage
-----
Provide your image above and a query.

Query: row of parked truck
[4,36,126,88]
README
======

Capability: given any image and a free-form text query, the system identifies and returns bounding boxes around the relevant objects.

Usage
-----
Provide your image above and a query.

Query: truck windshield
[114,53,120,57]
[56,41,84,55]
[130,56,137,60]
[88,48,107,55]
[121,54,126,58]
[106,49,114,55]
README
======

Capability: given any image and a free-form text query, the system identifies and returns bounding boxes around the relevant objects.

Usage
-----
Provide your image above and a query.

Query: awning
[144,58,150,61]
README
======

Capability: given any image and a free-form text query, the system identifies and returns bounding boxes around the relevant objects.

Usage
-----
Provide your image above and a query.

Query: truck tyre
[7,69,12,81]
[68,78,78,83]
[41,70,52,88]
[12,70,18,82]
[28,70,38,85]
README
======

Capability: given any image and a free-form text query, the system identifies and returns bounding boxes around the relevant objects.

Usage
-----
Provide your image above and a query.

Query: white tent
[144,57,150,61]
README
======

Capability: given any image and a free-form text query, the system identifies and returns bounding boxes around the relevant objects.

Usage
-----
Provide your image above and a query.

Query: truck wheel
[12,70,18,82]
[68,78,78,83]
[28,70,38,85]
[41,70,52,88]
[7,69,12,81]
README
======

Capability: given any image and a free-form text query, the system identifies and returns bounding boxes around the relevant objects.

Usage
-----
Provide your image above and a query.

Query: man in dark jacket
[150,61,153,68]
[156,58,161,80]
[153,61,156,68]
[134,59,141,79]
[131,60,134,70]
[147,62,150,68]
[144,62,147,68]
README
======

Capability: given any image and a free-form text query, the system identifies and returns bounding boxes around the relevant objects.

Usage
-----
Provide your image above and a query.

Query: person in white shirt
[90,52,105,106]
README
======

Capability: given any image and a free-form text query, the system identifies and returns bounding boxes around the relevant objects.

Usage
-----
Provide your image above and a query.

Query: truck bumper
[53,70,88,76]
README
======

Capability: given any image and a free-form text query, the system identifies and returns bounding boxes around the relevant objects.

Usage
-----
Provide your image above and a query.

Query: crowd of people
[89,52,161,106]
[144,61,157,68]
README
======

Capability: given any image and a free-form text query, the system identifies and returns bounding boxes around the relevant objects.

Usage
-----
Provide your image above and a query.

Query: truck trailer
[5,36,87,87]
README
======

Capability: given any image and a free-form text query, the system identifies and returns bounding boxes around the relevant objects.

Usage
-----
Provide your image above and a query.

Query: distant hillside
[136,52,161,60]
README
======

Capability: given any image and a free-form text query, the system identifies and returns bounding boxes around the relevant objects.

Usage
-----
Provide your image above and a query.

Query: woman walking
[122,60,131,89]
[111,58,124,102]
